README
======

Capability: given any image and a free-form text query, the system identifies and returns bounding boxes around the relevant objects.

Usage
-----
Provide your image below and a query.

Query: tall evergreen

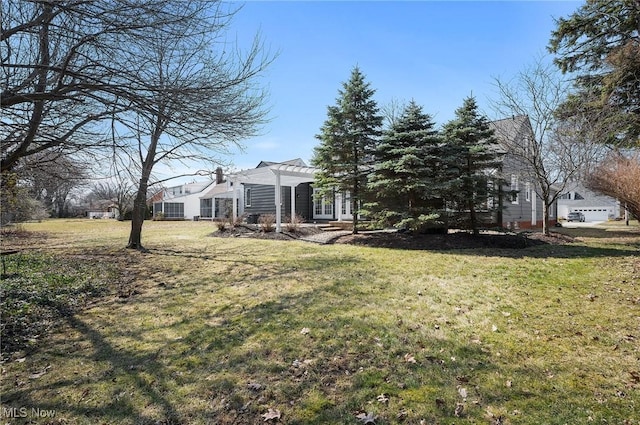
[442,97,503,235]
[312,67,383,234]
[368,100,443,231]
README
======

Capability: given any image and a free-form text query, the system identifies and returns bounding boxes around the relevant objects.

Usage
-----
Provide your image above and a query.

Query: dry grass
[1,219,639,424]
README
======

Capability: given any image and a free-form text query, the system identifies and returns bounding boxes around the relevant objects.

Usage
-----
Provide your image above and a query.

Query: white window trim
[525,182,531,202]
[511,174,519,205]
[245,187,252,207]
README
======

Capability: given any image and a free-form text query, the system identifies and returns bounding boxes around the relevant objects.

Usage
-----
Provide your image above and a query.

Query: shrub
[154,212,165,221]
[258,214,276,232]
[216,220,228,232]
[396,213,447,234]
[284,214,304,232]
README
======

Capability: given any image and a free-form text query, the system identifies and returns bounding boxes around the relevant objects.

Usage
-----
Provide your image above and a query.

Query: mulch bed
[332,231,574,250]
[209,224,323,241]
[210,225,574,250]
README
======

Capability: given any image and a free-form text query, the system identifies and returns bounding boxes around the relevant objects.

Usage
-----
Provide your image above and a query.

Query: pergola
[229,163,318,233]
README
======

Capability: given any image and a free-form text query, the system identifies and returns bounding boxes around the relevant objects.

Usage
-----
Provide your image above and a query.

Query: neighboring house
[490,115,558,229]
[151,174,222,220]
[557,183,620,221]
[86,200,119,219]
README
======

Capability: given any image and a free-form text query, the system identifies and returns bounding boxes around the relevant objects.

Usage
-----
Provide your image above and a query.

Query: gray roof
[489,115,532,149]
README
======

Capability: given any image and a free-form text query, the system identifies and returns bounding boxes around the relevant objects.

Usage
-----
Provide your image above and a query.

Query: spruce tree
[368,100,444,231]
[312,67,383,234]
[442,97,502,235]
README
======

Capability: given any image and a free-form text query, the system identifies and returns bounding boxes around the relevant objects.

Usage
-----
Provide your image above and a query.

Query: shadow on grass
[1,262,497,424]
[1,311,183,424]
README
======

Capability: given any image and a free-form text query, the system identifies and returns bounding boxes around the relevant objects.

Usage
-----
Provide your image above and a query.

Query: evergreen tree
[442,97,502,235]
[367,100,444,231]
[549,0,640,146]
[312,67,383,234]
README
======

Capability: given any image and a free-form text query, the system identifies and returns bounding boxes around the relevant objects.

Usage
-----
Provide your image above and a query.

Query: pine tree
[442,97,503,235]
[367,100,444,231]
[312,67,383,234]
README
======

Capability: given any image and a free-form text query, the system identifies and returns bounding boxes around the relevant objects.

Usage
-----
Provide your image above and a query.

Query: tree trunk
[352,177,359,235]
[127,180,148,250]
[127,127,161,250]
[542,200,550,236]
[469,199,478,235]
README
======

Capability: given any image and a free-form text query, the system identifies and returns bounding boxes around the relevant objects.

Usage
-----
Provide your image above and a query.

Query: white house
[152,180,219,220]
[557,183,621,222]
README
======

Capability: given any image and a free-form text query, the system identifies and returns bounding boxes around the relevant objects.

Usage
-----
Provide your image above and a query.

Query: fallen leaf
[492,324,498,332]
[404,353,416,363]
[29,365,51,379]
[300,327,310,335]
[454,402,464,417]
[458,387,468,399]
[247,382,263,391]
[456,375,470,383]
[506,380,513,388]
[376,393,389,403]
[261,408,281,422]
[29,371,47,379]
[356,412,378,424]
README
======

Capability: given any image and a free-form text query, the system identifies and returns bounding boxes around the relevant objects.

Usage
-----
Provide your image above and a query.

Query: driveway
[559,220,605,229]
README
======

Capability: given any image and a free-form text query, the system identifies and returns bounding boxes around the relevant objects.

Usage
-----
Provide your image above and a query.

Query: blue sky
[165,1,582,181]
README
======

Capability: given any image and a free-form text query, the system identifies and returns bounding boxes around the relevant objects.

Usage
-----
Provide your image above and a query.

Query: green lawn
[1,219,639,424]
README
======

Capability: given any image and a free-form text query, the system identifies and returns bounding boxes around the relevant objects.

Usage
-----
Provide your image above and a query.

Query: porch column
[232,181,238,222]
[291,185,296,223]
[336,192,342,222]
[531,191,537,226]
[274,171,282,233]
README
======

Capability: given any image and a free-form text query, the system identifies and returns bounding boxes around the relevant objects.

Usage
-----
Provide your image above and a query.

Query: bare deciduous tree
[117,4,272,250]
[587,152,640,222]
[490,59,606,235]
[2,0,273,249]
[89,167,137,221]
[1,0,243,172]
[18,152,88,217]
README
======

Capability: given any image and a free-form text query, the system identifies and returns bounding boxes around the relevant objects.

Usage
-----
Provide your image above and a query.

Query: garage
[570,207,612,222]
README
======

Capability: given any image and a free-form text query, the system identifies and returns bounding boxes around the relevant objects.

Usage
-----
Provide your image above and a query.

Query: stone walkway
[298,230,353,244]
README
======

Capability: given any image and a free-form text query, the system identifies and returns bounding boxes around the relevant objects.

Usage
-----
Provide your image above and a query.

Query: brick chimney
[215,167,224,184]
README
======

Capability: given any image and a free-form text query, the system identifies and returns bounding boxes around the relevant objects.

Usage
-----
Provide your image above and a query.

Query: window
[574,192,584,200]
[200,199,212,218]
[163,202,184,218]
[245,187,252,207]
[313,188,334,218]
[153,202,163,216]
[525,182,531,202]
[341,192,351,215]
[510,174,519,204]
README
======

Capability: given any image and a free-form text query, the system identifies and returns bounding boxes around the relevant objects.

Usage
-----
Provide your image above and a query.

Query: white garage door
[572,208,611,221]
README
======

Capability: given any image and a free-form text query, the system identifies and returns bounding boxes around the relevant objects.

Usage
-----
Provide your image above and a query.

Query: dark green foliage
[442,97,503,235]
[312,67,383,233]
[367,100,445,231]
[549,0,640,146]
